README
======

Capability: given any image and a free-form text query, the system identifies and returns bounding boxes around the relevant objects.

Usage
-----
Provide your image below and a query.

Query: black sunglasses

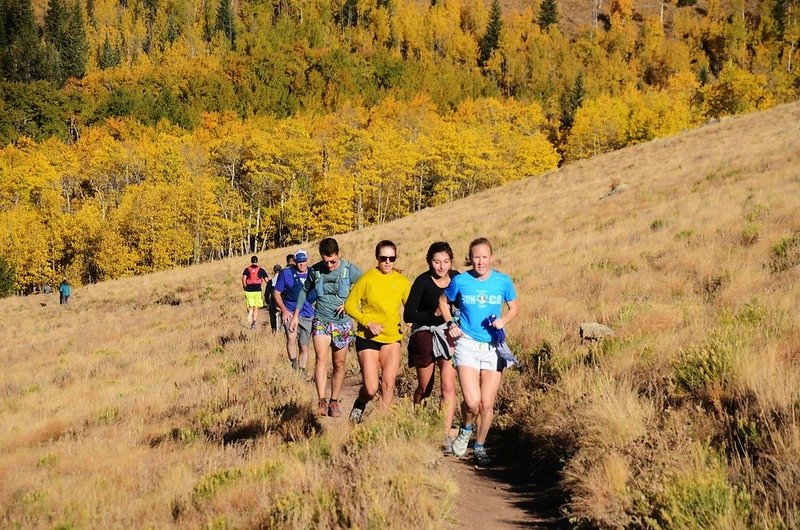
[378,255,397,263]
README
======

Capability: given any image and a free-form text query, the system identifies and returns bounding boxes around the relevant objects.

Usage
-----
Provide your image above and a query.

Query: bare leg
[313,334,332,399]
[456,365,481,426]
[357,349,380,402]
[475,370,502,444]
[377,342,401,410]
[298,343,309,369]
[414,364,435,405]
[438,358,458,435]
[330,346,348,401]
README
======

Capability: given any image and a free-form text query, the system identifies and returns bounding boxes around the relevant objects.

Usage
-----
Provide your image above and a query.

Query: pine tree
[538,0,558,30]
[61,0,87,80]
[0,255,15,297]
[560,72,584,130]
[215,0,235,49]
[85,0,95,26]
[98,34,121,69]
[479,0,502,66]
[44,0,68,82]
[0,0,49,81]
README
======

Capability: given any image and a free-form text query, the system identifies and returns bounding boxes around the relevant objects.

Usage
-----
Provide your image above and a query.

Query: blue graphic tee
[274,268,315,318]
[443,270,516,343]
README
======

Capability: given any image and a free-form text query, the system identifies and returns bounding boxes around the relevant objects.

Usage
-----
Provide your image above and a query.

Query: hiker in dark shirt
[404,241,459,454]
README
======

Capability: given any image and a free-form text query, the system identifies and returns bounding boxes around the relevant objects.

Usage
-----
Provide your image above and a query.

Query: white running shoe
[452,426,473,457]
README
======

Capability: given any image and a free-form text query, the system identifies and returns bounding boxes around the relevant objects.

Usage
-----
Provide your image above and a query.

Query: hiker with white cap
[273,249,316,372]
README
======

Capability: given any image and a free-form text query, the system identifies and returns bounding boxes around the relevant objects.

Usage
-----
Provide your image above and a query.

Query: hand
[366,322,383,336]
[491,317,504,329]
[434,307,442,317]
[281,310,292,325]
[289,315,298,333]
[448,325,463,339]
[335,304,345,317]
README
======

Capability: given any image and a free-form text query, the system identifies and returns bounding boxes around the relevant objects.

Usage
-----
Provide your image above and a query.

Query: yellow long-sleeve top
[344,268,411,343]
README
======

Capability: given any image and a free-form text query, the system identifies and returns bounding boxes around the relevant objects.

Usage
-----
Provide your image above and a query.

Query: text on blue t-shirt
[443,270,516,343]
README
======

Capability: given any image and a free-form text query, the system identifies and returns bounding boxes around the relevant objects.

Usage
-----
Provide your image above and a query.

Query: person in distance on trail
[344,240,411,423]
[438,237,519,466]
[58,278,72,305]
[265,264,282,334]
[242,256,268,329]
[273,249,315,373]
[404,241,460,453]
[292,238,363,417]
[286,253,296,268]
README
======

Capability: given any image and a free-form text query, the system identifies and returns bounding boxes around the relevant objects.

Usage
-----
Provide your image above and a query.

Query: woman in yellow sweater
[344,240,411,423]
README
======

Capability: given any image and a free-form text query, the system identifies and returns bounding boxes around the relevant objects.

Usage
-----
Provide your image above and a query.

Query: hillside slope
[1,101,799,526]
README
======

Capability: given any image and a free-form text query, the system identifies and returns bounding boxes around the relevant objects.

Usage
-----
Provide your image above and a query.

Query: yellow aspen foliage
[93,223,140,280]
[701,66,773,118]
[113,182,194,272]
[609,0,634,20]
[0,207,52,290]
[565,94,630,162]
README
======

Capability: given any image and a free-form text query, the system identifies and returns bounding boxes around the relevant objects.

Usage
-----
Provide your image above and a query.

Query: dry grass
[0,270,455,527]
[2,101,800,527]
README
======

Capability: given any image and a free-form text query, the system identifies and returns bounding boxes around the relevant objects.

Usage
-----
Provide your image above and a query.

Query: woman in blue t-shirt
[439,237,518,465]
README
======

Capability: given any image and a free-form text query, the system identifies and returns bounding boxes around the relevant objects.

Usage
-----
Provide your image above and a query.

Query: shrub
[673,334,736,396]
[656,453,750,529]
[739,224,759,247]
[768,232,800,274]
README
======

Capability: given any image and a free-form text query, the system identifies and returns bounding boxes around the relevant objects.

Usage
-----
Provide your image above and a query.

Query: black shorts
[355,336,399,352]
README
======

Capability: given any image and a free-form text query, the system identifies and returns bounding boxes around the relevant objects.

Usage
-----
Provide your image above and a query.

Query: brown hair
[426,242,454,270]
[375,240,397,258]
[468,237,493,258]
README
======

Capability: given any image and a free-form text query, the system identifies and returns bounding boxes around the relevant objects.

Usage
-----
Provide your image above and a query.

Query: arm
[439,293,463,338]
[241,271,247,290]
[403,276,436,324]
[272,271,292,323]
[290,271,316,330]
[344,276,367,326]
[492,299,518,329]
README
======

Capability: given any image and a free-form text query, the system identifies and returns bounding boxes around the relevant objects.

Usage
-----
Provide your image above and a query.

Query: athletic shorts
[313,319,354,350]
[355,336,399,353]
[453,335,506,372]
[244,291,263,308]
[283,316,313,346]
[407,330,456,368]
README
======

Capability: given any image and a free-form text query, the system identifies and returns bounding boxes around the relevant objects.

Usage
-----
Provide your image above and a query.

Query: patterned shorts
[313,319,354,350]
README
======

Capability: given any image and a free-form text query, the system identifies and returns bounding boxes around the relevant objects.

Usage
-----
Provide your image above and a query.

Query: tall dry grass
[2,101,800,527]
[0,269,455,527]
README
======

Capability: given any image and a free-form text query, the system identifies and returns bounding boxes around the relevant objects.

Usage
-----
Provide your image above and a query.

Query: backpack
[245,265,263,286]
[313,259,353,299]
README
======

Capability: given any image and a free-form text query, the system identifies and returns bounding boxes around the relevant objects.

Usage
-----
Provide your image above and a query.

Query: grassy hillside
[2,100,800,527]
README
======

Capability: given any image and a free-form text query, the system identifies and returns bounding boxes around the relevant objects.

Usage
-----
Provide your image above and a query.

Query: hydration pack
[245,265,262,286]
[314,259,353,299]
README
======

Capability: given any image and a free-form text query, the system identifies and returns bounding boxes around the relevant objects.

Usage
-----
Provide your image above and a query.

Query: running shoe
[317,398,328,416]
[443,435,454,455]
[250,321,256,330]
[349,404,364,424]
[452,426,473,457]
[473,445,491,466]
[328,400,342,418]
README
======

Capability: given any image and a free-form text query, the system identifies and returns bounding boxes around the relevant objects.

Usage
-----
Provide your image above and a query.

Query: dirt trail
[314,368,567,529]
